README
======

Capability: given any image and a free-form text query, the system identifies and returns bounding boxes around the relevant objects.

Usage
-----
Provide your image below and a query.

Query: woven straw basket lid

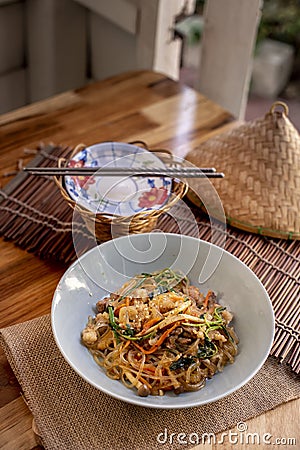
[185,102,300,239]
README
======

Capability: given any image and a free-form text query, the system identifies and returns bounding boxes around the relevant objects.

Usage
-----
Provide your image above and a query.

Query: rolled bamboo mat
[0,144,299,373]
[0,144,94,263]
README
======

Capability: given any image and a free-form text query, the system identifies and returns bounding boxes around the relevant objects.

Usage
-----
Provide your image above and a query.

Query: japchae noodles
[81,268,238,397]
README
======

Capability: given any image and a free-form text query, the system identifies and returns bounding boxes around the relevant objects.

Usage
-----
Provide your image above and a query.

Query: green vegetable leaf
[124,324,135,337]
[170,355,196,371]
[107,305,154,341]
[221,325,234,343]
[197,336,217,359]
[170,337,218,371]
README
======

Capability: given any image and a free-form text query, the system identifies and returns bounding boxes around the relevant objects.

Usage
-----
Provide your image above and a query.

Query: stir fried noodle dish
[82,269,239,397]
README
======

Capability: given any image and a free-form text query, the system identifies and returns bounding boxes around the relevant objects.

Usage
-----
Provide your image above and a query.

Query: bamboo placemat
[0,144,299,373]
[0,144,94,263]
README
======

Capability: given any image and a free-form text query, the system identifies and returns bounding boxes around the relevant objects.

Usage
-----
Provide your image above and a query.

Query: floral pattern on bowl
[64,142,172,216]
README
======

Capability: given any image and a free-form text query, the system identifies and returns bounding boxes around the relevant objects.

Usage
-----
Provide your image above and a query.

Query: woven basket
[54,143,188,242]
[185,101,300,239]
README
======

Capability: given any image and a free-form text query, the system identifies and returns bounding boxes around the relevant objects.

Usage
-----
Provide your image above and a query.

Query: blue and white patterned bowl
[64,142,172,217]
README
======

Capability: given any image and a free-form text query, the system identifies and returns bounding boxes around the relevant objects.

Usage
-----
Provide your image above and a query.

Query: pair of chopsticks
[23,166,224,179]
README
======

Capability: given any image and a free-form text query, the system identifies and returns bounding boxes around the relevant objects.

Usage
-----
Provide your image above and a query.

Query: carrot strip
[114,304,124,316]
[144,365,156,374]
[114,300,128,316]
[133,322,180,355]
[203,290,213,308]
[122,341,131,351]
[141,317,161,333]
[113,296,131,317]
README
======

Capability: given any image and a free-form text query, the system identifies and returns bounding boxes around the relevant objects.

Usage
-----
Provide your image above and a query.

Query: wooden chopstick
[23,166,224,178]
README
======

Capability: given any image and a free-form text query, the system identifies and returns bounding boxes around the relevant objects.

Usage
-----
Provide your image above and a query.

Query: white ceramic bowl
[64,142,172,216]
[51,233,275,409]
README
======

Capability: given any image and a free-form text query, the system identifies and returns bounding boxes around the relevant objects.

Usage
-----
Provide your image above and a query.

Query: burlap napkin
[1,315,299,450]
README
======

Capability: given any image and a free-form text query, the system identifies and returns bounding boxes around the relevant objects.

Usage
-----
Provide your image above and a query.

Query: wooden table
[0,70,298,449]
